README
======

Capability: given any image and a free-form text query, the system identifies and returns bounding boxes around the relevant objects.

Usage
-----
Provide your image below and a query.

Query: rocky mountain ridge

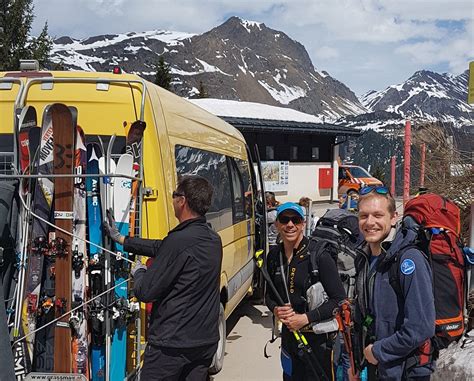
[50,16,472,128]
[50,16,366,120]
[359,70,472,127]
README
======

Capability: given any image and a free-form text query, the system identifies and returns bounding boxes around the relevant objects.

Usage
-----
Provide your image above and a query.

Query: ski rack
[4,76,149,380]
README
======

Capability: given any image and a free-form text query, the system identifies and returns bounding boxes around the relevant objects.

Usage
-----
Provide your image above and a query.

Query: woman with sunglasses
[265,202,346,380]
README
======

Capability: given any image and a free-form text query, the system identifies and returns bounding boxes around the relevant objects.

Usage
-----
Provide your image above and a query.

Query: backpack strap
[387,244,422,301]
[307,238,329,284]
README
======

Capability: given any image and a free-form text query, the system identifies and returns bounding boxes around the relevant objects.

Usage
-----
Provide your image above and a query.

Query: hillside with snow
[50,16,366,121]
[50,17,472,131]
[360,70,473,127]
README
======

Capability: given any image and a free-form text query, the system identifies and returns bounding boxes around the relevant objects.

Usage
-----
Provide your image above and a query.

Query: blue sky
[32,0,473,96]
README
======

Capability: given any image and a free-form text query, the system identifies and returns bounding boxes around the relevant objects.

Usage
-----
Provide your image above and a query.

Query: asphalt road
[211,299,282,381]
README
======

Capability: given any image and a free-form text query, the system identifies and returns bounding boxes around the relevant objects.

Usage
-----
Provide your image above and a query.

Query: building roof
[221,116,361,136]
[190,98,361,136]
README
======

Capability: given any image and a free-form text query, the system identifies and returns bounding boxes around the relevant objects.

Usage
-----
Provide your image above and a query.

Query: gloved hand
[131,261,147,277]
[103,209,124,244]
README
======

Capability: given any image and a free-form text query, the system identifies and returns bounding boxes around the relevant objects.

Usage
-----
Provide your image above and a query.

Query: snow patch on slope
[53,30,195,53]
[196,58,232,76]
[239,18,263,33]
[258,70,307,105]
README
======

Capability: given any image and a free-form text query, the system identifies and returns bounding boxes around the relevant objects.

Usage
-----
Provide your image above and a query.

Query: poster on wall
[261,161,289,192]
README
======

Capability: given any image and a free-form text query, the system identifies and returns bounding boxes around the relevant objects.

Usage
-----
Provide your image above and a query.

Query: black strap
[308,238,329,284]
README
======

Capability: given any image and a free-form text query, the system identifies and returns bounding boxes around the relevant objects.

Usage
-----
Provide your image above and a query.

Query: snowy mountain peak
[360,70,472,127]
[236,17,263,33]
[49,16,366,120]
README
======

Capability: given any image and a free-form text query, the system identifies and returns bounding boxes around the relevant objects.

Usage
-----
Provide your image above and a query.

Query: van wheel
[209,303,226,375]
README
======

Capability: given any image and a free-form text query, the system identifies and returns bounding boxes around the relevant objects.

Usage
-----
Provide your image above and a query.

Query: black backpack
[309,209,361,296]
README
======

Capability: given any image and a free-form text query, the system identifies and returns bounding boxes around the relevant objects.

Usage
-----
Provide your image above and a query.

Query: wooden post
[403,120,411,206]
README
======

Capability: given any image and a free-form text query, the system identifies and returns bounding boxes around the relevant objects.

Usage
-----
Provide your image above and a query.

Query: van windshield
[348,166,372,178]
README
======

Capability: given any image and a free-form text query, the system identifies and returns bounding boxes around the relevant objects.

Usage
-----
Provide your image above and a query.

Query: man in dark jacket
[354,187,435,381]
[265,202,346,380]
[106,175,222,380]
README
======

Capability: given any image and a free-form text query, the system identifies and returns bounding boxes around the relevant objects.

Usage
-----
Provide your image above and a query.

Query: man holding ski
[106,175,222,380]
[265,202,346,380]
[353,187,436,380]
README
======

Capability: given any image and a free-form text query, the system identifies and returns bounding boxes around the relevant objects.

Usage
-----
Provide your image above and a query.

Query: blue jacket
[355,219,436,380]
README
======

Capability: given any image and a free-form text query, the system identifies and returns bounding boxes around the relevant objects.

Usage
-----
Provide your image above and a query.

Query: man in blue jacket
[354,187,435,381]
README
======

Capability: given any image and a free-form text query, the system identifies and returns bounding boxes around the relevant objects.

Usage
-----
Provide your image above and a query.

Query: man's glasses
[172,191,185,198]
[278,215,304,225]
[359,186,390,196]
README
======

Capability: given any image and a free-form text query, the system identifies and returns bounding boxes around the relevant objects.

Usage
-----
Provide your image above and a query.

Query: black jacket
[124,216,223,348]
[265,236,346,346]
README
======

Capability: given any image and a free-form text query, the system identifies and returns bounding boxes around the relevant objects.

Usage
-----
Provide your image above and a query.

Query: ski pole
[254,250,328,381]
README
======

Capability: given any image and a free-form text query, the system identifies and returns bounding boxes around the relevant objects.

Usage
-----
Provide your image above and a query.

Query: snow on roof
[189,98,324,123]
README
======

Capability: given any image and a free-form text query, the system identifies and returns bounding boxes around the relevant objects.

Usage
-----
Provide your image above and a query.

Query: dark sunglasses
[278,215,304,225]
[359,186,390,196]
[172,191,185,198]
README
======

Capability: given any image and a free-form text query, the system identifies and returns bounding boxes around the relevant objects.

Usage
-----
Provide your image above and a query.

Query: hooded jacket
[355,218,436,380]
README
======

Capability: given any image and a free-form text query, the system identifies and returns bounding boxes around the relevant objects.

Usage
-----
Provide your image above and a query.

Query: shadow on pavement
[225,298,273,337]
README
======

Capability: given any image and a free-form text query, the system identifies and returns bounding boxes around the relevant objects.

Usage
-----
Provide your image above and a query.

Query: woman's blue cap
[276,202,305,218]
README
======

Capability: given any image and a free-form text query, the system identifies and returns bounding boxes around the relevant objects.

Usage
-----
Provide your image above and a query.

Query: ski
[98,135,115,381]
[125,120,146,373]
[12,106,38,378]
[21,105,54,372]
[125,120,146,237]
[110,153,133,381]
[71,126,89,376]
[86,142,106,381]
[50,103,75,373]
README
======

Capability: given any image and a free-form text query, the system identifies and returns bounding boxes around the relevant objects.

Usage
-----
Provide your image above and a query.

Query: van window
[235,158,252,218]
[175,145,233,231]
[228,158,245,223]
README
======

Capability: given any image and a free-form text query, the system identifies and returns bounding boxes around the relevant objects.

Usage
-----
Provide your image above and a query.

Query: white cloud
[316,46,339,60]
[31,0,474,94]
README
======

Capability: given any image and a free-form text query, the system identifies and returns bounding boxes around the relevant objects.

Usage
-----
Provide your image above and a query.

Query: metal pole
[391,156,396,197]
[403,121,411,206]
[469,202,474,295]
[420,143,426,188]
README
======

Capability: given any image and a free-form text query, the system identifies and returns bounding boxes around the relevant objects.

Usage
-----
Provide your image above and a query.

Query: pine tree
[154,56,172,90]
[30,22,52,68]
[0,0,51,70]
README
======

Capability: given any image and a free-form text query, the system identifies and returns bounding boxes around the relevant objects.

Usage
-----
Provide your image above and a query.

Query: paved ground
[211,299,282,381]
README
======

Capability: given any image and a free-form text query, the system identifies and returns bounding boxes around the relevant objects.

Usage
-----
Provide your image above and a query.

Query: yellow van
[0,70,264,376]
